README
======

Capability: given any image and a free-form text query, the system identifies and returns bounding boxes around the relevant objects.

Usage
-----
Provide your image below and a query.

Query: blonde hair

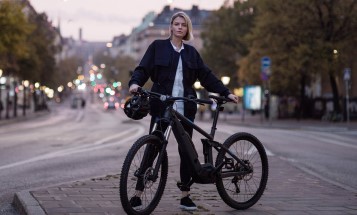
[169,11,194,41]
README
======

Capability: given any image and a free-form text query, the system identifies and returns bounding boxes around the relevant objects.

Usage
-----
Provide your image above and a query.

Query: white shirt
[170,41,184,115]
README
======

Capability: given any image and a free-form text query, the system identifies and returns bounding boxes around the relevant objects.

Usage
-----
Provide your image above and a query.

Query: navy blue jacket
[129,39,230,119]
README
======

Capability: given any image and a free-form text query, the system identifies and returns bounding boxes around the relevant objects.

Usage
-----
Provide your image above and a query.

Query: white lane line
[306,133,357,150]
[0,126,145,171]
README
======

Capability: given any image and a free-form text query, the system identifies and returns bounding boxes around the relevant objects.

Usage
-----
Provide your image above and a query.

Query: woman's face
[171,16,188,40]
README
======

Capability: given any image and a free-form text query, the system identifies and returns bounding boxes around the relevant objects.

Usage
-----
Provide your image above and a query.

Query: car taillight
[104,102,109,109]
[115,102,120,109]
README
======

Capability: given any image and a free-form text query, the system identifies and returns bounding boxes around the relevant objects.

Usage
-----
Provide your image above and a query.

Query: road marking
[75,109,85,122]
[0,126,145,171]
[311,135,357,149]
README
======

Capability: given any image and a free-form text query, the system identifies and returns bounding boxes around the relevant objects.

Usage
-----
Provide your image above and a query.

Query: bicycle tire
[119,135,168,215]
[215,132,269,210]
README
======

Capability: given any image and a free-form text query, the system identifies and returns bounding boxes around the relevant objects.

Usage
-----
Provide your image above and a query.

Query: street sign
[261,56,271,68]
[261,56,271,80]
[344,68,351,81]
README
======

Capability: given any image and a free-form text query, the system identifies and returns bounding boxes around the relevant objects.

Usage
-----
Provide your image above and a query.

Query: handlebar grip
[196,99,213,105]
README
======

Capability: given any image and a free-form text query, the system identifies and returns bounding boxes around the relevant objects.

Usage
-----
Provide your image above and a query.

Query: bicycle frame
[150,99,252,181]
[120,90,269,214]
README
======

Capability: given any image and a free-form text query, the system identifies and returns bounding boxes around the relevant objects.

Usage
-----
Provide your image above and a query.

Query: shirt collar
[170,41,184,52]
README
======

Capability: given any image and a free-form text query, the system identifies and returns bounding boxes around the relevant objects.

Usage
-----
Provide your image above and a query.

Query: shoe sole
[132,205,143,210]
[179,205,197,211]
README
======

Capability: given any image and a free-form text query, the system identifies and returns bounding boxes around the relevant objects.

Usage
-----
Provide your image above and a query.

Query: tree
[239,0,356,115]
[312,0,356,114]
[93,51,136,88]
[56,56,83,86]
[201,0,256,88]
[0,0,33,76]
[24,12,61,88]
[113,55,136,88]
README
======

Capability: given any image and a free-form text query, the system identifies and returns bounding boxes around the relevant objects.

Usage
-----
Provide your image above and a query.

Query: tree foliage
[25,12,61,88]
[93,52,136,88]
[0,0,33,75]
[201,0,256,88]
[239,0,356,113]
[0,1,63,89]
[56,56,83,87]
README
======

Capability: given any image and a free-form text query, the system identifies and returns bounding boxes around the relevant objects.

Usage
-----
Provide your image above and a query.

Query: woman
[128,11,238,211]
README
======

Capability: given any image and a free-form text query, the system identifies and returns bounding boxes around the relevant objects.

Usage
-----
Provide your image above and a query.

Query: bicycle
[119,88,269,215]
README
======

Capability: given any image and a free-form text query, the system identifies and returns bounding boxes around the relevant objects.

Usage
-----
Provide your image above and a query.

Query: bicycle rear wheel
[215,132,268,210]
[120,135,168,215]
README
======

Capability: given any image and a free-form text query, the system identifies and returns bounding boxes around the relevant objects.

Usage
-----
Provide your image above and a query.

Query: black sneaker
[130,196,142,209]
[179,195,197,211]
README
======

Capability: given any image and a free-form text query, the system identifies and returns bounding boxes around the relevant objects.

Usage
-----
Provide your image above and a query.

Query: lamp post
[22,80,29,116]
[344,68,351,123]
[13,80,18,117]
[221,76,231,121]
[5,83,10,119]
[194,81,206,120]
[0,69,3,119]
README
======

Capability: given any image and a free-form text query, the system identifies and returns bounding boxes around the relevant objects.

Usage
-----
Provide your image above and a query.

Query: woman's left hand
[227,94,239,103]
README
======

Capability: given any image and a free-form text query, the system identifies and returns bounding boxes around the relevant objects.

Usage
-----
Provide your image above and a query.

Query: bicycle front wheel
[215,132,269,210]
[119,135,168,215]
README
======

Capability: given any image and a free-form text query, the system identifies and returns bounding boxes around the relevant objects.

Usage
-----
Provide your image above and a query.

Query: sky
[29,0,226,42]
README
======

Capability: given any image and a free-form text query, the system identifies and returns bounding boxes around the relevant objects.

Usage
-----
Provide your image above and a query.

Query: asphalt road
[1,97,356,214]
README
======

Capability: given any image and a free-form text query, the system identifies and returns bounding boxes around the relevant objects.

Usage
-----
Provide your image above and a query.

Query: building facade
[110,5,211,62]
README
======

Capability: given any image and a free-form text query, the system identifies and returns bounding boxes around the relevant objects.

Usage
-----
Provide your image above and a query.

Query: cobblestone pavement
[13,153,357,215]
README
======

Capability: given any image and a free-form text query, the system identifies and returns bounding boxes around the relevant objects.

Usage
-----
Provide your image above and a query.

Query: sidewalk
[0,106,51,127]
[13,154,357,215]
[7,110,357,214]
[203,111,357,131]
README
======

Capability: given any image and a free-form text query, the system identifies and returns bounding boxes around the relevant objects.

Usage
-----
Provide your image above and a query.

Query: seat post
[210,103,223,138]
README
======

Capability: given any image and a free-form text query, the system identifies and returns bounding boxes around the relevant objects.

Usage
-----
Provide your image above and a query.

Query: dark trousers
[134,116,194,192]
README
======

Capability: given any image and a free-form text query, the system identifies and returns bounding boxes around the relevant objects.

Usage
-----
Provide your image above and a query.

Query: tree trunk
[299,71,306,119]
[329,70,340,113]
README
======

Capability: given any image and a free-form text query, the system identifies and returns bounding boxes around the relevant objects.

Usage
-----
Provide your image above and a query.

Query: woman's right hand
[129,84,140,94]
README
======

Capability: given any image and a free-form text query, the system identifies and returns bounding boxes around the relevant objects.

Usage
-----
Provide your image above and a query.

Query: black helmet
[123,95,150,120]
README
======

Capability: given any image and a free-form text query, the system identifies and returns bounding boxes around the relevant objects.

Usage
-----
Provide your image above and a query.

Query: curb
[12,191,46,215]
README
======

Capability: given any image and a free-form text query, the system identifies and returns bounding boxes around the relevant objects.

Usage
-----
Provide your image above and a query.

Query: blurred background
[0,0,356,122]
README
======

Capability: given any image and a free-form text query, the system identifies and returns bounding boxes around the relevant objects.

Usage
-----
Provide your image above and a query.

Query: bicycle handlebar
[136,88,235,104]
[136,88,214,105]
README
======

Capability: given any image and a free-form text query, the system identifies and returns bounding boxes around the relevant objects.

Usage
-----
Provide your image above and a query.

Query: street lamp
[22,80,29,116]
[221,76,231,86]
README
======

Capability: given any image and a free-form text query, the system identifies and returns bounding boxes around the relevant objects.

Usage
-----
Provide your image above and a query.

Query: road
[0,98,146,214]
[0,97,356,214]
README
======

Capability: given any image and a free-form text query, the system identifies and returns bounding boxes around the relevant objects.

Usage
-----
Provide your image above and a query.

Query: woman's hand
[227,94,239,103]
[129,84,140,94]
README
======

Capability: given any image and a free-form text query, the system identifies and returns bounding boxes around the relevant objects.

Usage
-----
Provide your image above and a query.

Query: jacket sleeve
[128,42,155,87]
[195,51,231,97]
